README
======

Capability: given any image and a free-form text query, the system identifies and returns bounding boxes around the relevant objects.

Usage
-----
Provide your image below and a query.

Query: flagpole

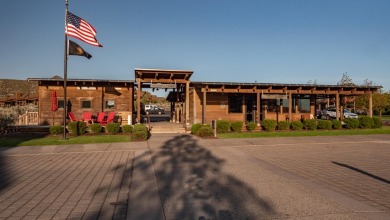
[63,0,68,140]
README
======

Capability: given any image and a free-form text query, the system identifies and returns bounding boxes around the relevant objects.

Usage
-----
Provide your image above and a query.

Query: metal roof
[191,81,382,89]
[27,78,135,83]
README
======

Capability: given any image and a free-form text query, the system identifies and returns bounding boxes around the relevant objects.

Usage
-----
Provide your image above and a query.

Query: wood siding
[38,85,133,126]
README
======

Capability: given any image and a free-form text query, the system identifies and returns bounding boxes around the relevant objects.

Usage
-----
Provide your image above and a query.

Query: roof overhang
[28,78,135,87]
[191,81,381,95]
[135,68,193,84]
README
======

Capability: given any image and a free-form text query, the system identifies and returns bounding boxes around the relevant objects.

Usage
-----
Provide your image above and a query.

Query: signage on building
[261,94,288,99]
[150,84,176,89]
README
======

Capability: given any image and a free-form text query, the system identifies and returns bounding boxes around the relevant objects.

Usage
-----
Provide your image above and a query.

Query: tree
[372,90,390,119]
[338,72,355,86]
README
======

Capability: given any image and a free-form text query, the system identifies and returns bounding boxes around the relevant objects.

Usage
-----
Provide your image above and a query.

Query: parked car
[321,108,358,120]
[145,106,165,115]
[144,104,158,111]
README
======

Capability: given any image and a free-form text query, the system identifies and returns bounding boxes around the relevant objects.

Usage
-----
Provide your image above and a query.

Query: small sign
[211,120,216,129]
[262,94,288,99]
[210,120,217,137]
[150,84,176,89]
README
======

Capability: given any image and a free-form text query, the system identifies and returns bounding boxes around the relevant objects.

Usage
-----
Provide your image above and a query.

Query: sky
[1,0,389,95]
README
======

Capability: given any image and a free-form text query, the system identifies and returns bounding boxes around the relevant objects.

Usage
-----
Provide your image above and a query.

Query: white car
[321,108,358,120]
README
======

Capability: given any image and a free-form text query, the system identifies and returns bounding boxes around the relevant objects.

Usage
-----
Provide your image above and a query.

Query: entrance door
[245,95,256,123]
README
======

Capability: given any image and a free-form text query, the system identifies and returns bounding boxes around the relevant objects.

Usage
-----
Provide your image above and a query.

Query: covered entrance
[134,69,193,130]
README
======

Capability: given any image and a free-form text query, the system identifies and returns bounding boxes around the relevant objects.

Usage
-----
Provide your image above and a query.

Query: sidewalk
[0,134,389,219]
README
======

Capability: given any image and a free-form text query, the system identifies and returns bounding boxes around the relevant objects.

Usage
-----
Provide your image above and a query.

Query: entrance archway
[134,69,193,130]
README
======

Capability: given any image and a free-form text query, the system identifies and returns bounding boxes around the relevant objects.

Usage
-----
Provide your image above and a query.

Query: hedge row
[191,116,382,136]
[261,116,381,132]
[50,122,149,141]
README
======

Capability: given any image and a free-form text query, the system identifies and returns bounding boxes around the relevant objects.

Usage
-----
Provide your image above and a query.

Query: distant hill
[0,79,38,98]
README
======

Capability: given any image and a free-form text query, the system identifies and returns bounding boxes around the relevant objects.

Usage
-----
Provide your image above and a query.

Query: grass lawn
[0,133,132,147]
[374,115,390,120]
[217,126,390,138]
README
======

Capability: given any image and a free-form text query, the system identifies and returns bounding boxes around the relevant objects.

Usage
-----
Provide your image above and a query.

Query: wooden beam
[202,90,206,124]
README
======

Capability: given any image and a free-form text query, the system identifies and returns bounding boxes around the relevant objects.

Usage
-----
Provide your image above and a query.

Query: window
[293,95,310,113]
[81,100,92,109]
[105,100,115,109]
[57,99,65,109]
[228,95,242,113]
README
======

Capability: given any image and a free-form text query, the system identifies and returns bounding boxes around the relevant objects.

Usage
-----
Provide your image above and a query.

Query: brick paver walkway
[209,135,390,213]
[0,134,389,219]
[0,150,133,220]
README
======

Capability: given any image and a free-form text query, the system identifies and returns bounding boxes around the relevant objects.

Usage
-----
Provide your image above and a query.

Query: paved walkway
[0,134,389,219]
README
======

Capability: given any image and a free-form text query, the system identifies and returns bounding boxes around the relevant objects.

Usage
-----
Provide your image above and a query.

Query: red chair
[68,112,79,122]
[97,112,116,126]
[97,112,107,125]
[106,112,116,123]
[82,111,94,125]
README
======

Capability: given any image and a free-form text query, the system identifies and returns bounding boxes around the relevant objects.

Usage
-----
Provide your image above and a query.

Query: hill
[0,79,38,98]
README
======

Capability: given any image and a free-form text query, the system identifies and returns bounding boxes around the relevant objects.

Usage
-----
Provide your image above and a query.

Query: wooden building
[28,78,134,126]
[29,69,381,129]
[189,82,380,127]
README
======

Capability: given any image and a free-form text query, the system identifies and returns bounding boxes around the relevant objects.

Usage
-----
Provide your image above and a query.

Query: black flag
[68,40,92,59]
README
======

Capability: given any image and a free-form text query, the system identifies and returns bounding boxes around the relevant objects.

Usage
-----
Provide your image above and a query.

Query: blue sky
[1,0,389,92]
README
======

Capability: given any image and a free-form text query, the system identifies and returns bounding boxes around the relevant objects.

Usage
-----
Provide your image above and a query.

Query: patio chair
[82,111,94,125]
[97,112,107,125]
[106,112,116,123]
[68,112,79,122]
[97,112,116,126]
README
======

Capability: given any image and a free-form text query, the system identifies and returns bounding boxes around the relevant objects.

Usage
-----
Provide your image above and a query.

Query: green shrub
[78,121,87,134]
[67,121,78,134]
[132,124,148,141]
[67,121,86,135]
[262,119,277,132]
[277,121,290,130]
[216,120,230,133]
[372,117,382,128]
[191,123,203,135]
[318,120,332,130]
[122,125,133,134]
[344,118,359,129]
[246,122,257,132]
[89,123,102,133]
[50,125,63,135]
[291,121,303,130]
[106,123,120,134]
[358,116,374,129]
[231,121,243,132]
[332,120,342,129]
[304,119,318,131]
[198,125,214,138]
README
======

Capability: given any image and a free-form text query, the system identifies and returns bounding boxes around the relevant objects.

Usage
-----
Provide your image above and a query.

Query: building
[28,69,381,128]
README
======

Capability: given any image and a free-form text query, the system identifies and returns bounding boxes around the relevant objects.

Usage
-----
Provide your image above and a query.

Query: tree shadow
[0,132,49,147]
[143,134,275,219]
[332,161,390,184]
[0,151,12,194]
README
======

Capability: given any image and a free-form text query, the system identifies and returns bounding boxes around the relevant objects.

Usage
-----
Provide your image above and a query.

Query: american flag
[66,12,102,47]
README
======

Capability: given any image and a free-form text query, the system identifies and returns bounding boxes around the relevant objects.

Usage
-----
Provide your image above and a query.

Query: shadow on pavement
[332,161,390,184]
[0,132,49,147]
[0,152,12,193]
[131,134,275,219]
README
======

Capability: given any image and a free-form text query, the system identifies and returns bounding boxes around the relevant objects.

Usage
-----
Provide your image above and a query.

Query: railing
[18,111,39,125]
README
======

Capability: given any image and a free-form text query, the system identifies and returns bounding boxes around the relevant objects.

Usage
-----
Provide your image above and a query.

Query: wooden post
[242,94,246,126]
[202,89,206,124]
[369,91,373,117]
[336,93,340,120]
[185,81,189,127]
[136,79,141,124]
[288,92,292,122]
[193,88,197,124]
[256,92,260,126]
